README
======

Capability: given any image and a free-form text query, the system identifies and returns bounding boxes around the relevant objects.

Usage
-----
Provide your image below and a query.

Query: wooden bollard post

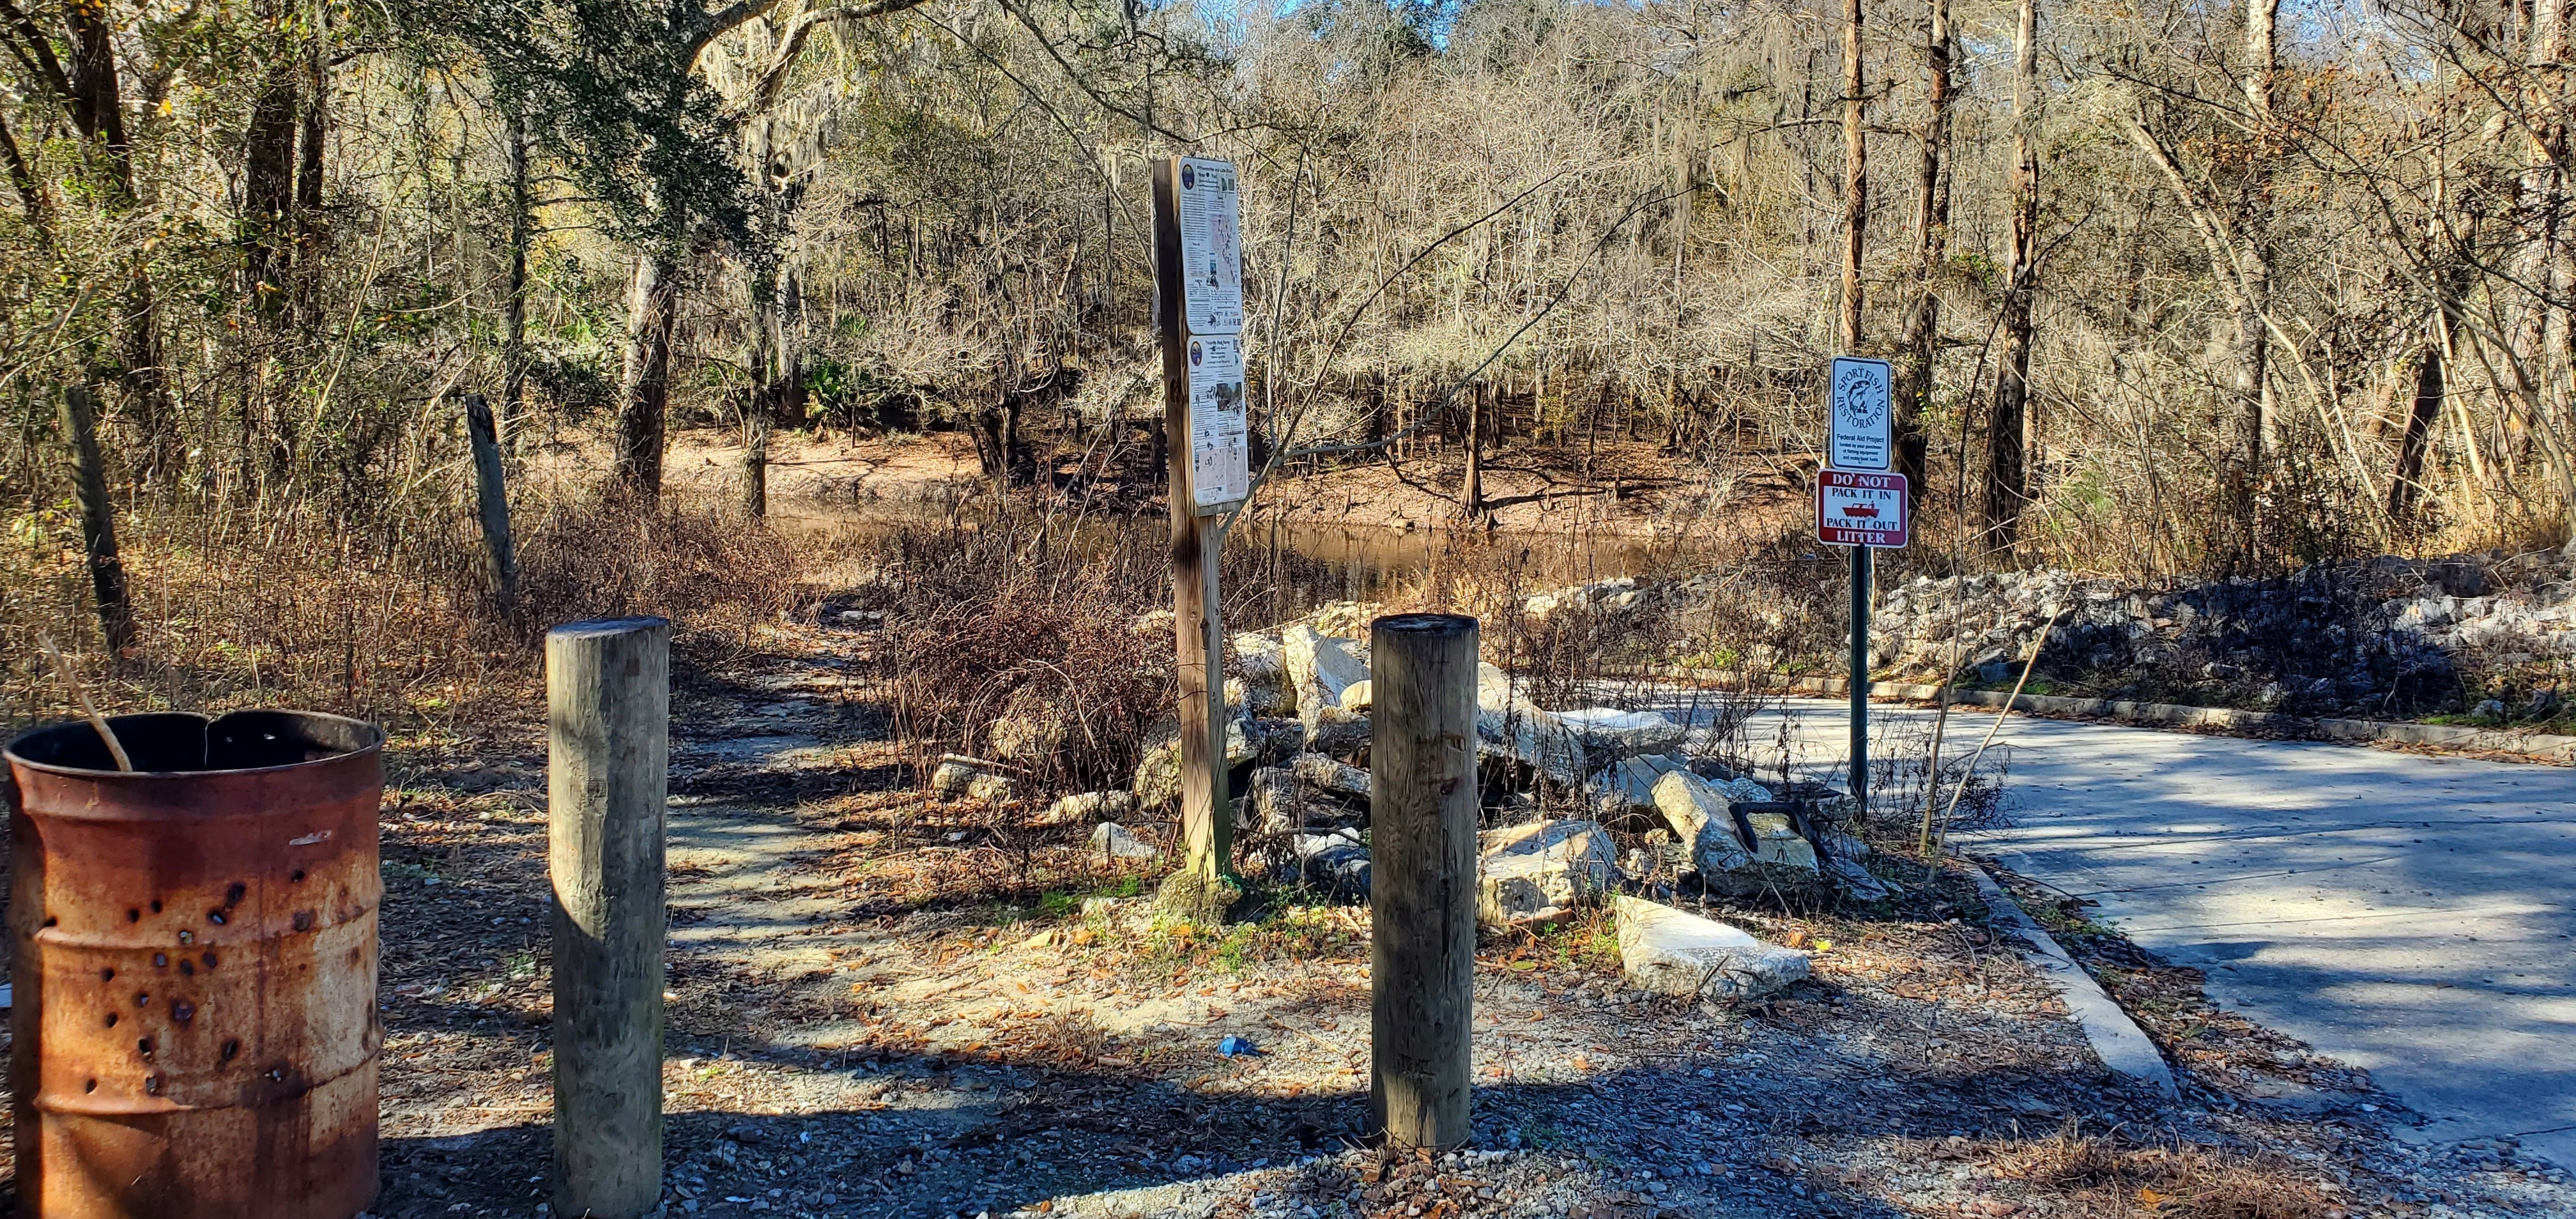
[1370,612,1478,1151]
[462,392,520,620]
[548,617,671,1218]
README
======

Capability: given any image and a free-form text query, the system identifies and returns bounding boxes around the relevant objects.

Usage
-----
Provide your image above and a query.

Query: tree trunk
[1838,0,1867,353]
[0,111,50,240]
[1892,0,1951,500]
[57,0,173,482]
[741,253,801,518]
[2517,0,2576,537]
[2389,342,2444,519]
[241,56,298,321]
[1982,0,2039,556]
[1461,382,1485,521]
[2222,0,2281,552]
[503,115,531,442]
[291,0,326,332]
[615,250,681,500]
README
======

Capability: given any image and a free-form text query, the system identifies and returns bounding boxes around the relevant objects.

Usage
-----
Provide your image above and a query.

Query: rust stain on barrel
[5,711,383,1218]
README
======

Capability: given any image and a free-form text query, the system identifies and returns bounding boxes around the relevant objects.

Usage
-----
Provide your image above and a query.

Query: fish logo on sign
[1827,356,1894,472]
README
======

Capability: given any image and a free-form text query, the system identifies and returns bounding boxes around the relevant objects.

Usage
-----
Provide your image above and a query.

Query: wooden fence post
[1370,611,1478,1151]
[548,617,670,1218]
[463,393,519,619]
[61,385,135,655]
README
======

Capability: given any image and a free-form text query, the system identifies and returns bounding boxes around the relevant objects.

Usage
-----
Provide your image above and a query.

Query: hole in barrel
[125,909,139,923]
[206,910,226,926]
[135,993,149,1008]
[172,1002,194,1023]
[219,1039,240,1061]
[152,953,166,968]
[290,870,305,882]
[180,960,194,976]
[137,1038,153,1060]
[224,882,245,907]
[201,952,218,970]
[104,1012,118,1028]
[149,900,162,914]
[99,967,114,981]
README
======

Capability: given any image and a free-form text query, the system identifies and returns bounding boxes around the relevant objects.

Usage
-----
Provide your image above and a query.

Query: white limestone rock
[1036,790,1133,826]
[1283,625,1371,726]
[1555,707,1688,758]
[1614,896,1811,1000]
[1091,822,1162,861]
[1742,811,1820,873]
[1585,753,1692,822]
[1477,818,1621,927]
[1289,751,1370,802]
[1651,770,1754,873]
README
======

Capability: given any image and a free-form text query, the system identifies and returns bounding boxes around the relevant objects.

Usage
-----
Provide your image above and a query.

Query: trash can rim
[3,709,385,780]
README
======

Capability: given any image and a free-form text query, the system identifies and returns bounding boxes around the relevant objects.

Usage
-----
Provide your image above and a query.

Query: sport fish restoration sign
[1816,469,1910,548]
[1827,355,1895,473]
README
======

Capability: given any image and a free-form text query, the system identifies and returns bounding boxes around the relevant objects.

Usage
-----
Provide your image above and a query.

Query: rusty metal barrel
[4,710,383,1218]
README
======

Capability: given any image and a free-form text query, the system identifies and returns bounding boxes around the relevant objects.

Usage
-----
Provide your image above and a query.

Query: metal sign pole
[1821,355,1901,813]
[1849,545,1869,807]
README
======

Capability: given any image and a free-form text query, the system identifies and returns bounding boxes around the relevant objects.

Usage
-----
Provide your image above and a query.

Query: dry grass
[870,508,1177,801]
[1998,1124,2340,1218]
[1,483,806,740]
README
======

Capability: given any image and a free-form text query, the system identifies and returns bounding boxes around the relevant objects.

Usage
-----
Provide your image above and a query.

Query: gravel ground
[14,611,2550,1219]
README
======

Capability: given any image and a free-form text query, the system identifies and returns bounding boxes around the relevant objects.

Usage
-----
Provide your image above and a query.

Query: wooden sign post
[1152,155,1249,916]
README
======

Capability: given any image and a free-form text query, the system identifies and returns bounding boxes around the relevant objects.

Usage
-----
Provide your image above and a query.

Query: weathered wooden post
[1370,612,1478,1151]
[462,393,519,620]
[61,385,134,655]
[547,617,670,1218]
[1150,154,1250,920]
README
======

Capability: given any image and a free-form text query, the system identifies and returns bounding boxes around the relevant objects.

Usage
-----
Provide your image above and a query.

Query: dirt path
[342,615,2573,1219]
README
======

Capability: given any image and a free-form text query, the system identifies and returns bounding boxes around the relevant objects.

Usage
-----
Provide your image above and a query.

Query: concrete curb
[1967,864,2179,1100]
[1623,667,2576,766]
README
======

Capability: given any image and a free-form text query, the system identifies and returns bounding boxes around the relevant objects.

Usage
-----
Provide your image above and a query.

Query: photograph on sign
[1827,355,1894,472]
[1816,469,1910,548]
[1176,158,1243,336]
[1187,334,1250,510]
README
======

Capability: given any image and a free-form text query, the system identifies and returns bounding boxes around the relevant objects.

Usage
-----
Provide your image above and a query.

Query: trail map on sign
[1828,356,1894,472]
[1176,158,1244,335]
[1188,335,1249,510]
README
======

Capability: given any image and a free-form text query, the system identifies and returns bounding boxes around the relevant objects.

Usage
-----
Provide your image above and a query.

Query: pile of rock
[930,601,1834,999]
[1828,551,2576,717]
[970,607,1884,919]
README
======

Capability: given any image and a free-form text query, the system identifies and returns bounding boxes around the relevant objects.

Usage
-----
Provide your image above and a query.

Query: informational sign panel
[1827,355,1894,472]
[1176,157,1243,336]
[1816,469,1910,548]
[1186,334,1249,510]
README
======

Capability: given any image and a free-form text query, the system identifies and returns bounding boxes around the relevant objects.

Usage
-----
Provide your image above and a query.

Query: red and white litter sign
[1816,469,1910,548]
